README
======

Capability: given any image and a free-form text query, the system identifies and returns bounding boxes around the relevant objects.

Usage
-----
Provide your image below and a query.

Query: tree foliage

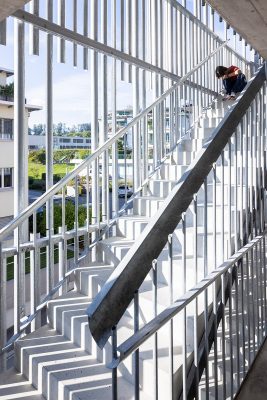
[34,202,88,236]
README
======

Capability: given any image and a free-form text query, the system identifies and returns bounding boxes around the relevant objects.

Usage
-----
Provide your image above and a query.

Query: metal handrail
[0,40,229,243]
[87,65,266,348]
[112,234,264,366]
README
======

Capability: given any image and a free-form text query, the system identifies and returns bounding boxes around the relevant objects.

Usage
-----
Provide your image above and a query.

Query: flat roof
[0,99,42,112]
[0,67,14,77]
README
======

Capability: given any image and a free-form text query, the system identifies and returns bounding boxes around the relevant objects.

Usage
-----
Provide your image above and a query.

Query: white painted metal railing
[87,66,267,399]
[0,40,232,361]
[0,0,257,380]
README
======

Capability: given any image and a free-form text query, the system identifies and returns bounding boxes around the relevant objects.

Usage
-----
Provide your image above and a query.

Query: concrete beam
[207,0,267,59]
[0,0,30,22]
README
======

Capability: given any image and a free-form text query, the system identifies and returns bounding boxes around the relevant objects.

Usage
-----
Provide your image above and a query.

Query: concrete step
[99,236,135,266]
[147,179,177,197]
[133,196,164,217]
[155,164,188,180]
[116,215,150,240]
[14,324,142,400]
[0,367,45,400]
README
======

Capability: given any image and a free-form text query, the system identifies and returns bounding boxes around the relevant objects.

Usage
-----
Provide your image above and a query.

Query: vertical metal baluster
[14,15,26,330]
[250,105,254,240]
[29,0,39,55]
[120,0,125,80]
[74,176,79,271]
[213,278,218,400]
[57,0,65,63]
[263,234,267,336]
[221,152,225,263]
[258,240,264,344]
[0,245,6,371]
[193,195,199,399]
[132,0,140,191]
[213,164,217,269]
[203,177,209,399]
[112,0,118,220]
[182,212,187,400]
[153,259,158,400]
[255,243,260,349]
[250,247,256,359]
[83,0,88,70]
[168,234,174,399]
[141,0,147,185]
[235,261,240,389]
[151,0,160,168]
[245,112,249,245]
[240,253,246,379]
[30,211,40,331]
[221,272,226,399]
[240,121,244,246]
[127,0,132,82]
[245,251,251,368]
[234,130,238,253]
[46,0,54,294]
[91,0,99,257]
[254,98,258,236]
[228,138,232,258]
[101,0,108,226]
[58,225,64,295]
[227,268,233,399]
[112,326,118,400]
[134,290,139,399]
[62,188,68,291]
[73,0,77,66]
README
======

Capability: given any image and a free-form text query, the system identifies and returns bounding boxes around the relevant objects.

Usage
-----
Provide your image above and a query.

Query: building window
[0,118,13,139]
[73,139,83,143]
[59,138,71,143]
[0,168,13,188]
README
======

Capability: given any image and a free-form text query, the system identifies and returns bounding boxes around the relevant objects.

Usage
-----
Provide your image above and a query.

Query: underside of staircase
[0,96,241,400]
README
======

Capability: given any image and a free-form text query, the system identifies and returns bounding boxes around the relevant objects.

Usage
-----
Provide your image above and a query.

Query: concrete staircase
[0,98,241,399]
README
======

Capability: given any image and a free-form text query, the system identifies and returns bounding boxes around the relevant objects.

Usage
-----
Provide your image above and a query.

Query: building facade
[0,67,40,218]
[28,134,91,150]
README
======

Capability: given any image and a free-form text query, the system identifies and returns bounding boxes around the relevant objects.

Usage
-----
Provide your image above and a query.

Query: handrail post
[0,243,7,372]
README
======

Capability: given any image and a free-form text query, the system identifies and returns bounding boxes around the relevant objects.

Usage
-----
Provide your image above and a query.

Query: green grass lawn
[28,162,75,180]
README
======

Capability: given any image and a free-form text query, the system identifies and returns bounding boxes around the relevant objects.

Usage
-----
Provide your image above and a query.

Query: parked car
[118,185,133,198]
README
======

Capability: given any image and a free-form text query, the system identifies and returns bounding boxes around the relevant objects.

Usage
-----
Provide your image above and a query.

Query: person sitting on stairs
[215,65,247,100]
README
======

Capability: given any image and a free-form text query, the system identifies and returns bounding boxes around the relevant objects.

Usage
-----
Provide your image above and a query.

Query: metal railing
[87,66,267,398]
[0,40,236,361]
[112,234,267,399]
[0,0,257,380]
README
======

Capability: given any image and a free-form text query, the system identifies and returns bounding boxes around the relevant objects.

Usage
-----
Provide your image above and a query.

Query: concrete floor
[236,338,267,399]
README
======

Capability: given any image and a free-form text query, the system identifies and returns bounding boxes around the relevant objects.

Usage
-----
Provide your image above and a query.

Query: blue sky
[0,0,250,128]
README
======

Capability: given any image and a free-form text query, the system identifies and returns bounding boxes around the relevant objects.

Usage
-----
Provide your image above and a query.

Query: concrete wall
[0,71,7,86]
[0,140,14,168]
[0,188,13,217]
[0,104,30,218]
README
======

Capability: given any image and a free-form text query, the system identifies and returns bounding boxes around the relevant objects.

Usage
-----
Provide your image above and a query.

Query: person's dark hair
[215,66,228,78]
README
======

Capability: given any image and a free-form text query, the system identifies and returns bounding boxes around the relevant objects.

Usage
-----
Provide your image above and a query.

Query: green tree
[35,203,88,236]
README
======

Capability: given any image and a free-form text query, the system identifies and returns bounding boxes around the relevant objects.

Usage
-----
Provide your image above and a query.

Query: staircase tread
[117,215,150,221]
[135,195,164,200]
[101,236,134,246]
[0,368,45,399]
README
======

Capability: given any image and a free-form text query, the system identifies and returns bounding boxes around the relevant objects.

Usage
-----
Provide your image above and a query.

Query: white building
[0,67,41,218]
[28,134,91,150]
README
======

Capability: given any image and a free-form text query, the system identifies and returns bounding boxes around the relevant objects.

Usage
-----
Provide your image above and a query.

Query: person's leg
[223,79,234,95]
[231,74,247,94]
